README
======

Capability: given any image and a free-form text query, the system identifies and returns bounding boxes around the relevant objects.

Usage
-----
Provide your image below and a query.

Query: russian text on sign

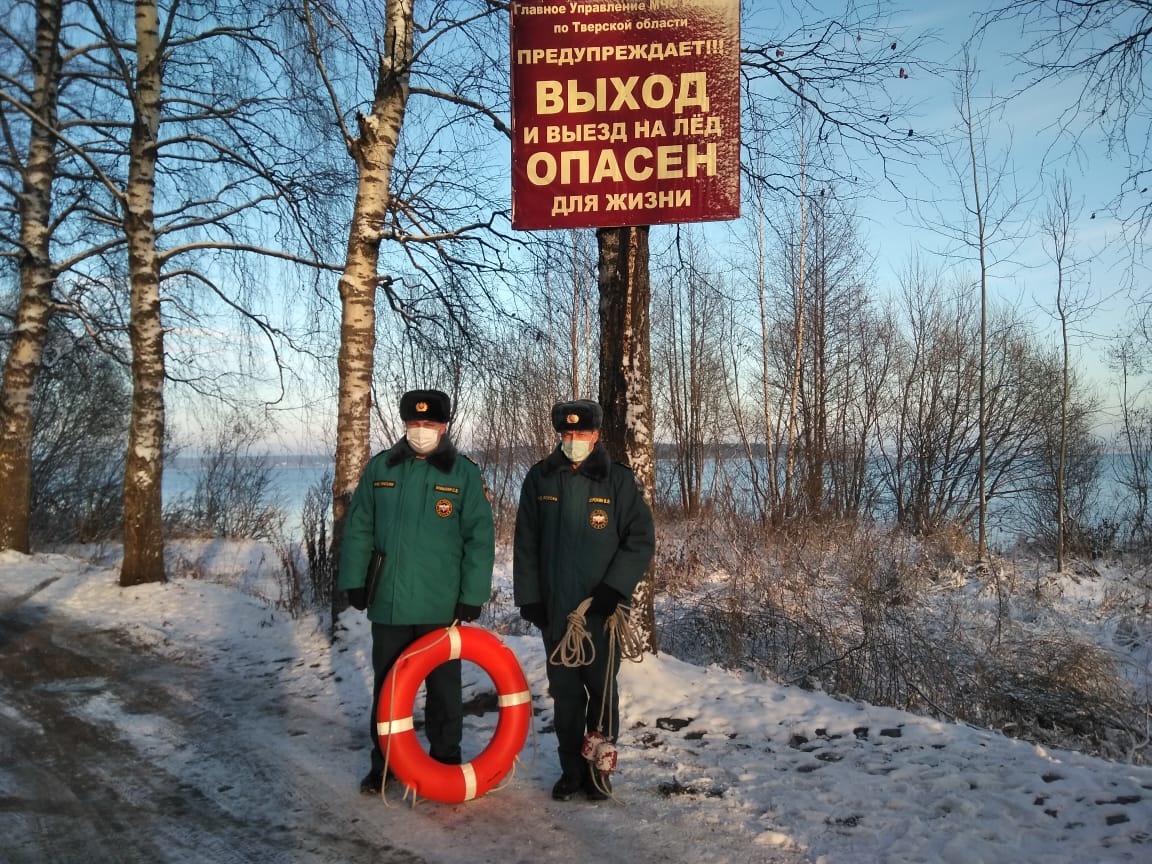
[512,3,567,13]
[568,2,648,12]
[551,194,600,216]
[605,189,691,210]
[515,40,725,66]
[545,122,628,143]
[536,73,709,115]
[526,143,717,185]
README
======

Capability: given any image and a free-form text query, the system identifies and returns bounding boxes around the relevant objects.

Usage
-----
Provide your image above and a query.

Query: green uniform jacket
[513,443,655,641]
[338,437,495,625]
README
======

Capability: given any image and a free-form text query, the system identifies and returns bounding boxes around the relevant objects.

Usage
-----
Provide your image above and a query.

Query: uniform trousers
[543,615,621,779]
[369,622,463,774]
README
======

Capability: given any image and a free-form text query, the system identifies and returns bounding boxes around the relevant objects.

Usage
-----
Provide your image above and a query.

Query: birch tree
[879,269,1057,539]
[1048,176,1077,571]
[294,0,513,605]
[0,0,65,553]
[111,0,166,586]
[3,0,342,575]
[783,117,808,522]
[1112,339,1152,547]
[82,0,342,585]
[591,1,935,643]
[796,189,879,520]
[652,230,726,516]
[732,2,935,526]
[306,0,417,572]
[1040,175,1103,568]
[926,48,1028,561]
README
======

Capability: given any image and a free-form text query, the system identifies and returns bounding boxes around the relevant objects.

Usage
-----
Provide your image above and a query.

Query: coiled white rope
[548,598,596,667]
[548,598,646,669]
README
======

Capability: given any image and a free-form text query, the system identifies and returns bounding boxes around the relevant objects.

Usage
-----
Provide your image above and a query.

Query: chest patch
[374,480,396,488]
[435,498,454,518]
[589,509,609,530]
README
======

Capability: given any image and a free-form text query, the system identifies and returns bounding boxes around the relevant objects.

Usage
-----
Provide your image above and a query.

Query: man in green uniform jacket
[339,389,495,795]
[513,399,655,801]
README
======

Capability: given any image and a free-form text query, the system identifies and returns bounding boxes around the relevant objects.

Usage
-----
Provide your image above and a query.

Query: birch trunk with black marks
[119,0,166,587]
[0,0,63,553]
[330,0,414,596]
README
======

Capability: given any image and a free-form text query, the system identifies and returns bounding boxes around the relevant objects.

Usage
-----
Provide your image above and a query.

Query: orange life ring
[376,624,532,803]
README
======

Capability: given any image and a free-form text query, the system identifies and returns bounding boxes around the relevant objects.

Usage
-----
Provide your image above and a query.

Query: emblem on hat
[566,413,579,424]
[416,401,429,413]
[436,498,454,518]
[589,509,608,530]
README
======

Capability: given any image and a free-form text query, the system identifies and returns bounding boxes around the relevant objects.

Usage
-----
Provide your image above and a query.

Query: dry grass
[653,516,1152,765]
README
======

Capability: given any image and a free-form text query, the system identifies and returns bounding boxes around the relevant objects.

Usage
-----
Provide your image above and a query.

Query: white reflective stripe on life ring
[460,762,477,800]
[498,689,531,708]
[448,625,463,660]
[377,716,415,736]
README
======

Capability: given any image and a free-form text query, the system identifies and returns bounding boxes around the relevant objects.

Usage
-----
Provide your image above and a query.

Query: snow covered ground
[2,542,1150,863]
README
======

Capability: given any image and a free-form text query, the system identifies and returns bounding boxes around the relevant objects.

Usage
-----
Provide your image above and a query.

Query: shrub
[163,414,282,540]
[653,516,1151,764]
[29,325,129,544]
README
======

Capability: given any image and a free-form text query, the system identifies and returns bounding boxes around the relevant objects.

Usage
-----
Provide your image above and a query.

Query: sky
[843,1,1141,393]
[717,0,1145,439]
[3,540,1151,863]
[144,0,1146,452]
[741,2,1139,344]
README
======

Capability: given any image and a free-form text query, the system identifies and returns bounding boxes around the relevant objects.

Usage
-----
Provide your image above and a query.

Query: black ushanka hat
[399,389,452,423]
[551,399,603,432]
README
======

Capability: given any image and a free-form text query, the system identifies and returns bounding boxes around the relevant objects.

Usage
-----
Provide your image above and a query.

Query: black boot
[359,770,383,795]
[551,773,583,801]
[359,769,399,795]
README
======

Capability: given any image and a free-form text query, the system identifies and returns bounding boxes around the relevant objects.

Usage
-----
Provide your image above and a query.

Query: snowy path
[0,564,803,864]
[3,548,1151,863]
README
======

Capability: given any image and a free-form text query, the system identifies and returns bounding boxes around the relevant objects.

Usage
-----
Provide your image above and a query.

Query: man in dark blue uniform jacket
[513,399,655,801]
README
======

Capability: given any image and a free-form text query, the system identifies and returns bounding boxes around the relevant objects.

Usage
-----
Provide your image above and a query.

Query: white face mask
[561,438,593,463]
[407,426,441,454]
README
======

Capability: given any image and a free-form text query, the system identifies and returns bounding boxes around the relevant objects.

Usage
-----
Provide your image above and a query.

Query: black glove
[589,583,624,617]
[519,602,548,628]
[455,603,483,623]
[347,587,368,611]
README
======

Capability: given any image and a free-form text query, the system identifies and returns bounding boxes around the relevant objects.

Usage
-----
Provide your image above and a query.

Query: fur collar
[384,435,458,473]
[541,442,610,481]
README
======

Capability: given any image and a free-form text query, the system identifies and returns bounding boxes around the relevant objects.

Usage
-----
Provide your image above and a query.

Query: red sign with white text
[511,0,741,230]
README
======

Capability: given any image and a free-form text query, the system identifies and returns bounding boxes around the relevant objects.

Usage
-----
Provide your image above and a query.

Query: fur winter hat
[551,399,603,432]
[399,389,452,423]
